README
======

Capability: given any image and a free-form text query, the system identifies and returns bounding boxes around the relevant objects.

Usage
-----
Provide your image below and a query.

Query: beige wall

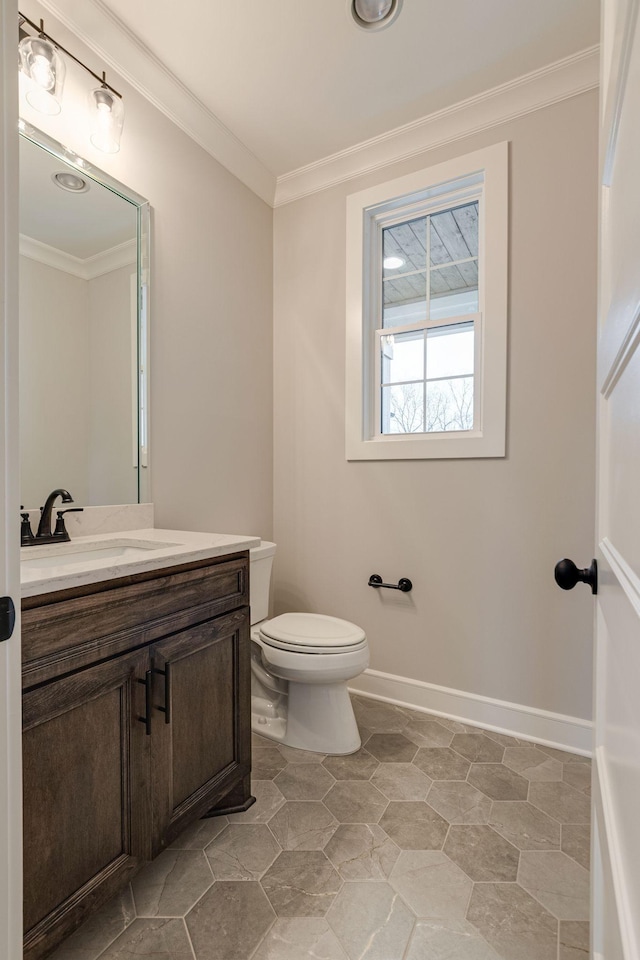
[273,92,598,721]
[20,2,274,540]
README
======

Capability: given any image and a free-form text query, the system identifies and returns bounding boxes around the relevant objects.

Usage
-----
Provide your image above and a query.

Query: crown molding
[20,234,136,279]
[36,0,277,206]
[274,45,600,206]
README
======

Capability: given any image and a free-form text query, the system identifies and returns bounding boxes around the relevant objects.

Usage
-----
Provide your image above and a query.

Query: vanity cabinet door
[22,648,151,960]
[150,608,251,852]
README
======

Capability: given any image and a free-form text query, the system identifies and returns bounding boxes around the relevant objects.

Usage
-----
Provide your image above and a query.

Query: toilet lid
[259,613,365,649]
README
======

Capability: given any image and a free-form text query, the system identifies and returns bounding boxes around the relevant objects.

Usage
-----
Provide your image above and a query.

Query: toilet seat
[258,612,366,655]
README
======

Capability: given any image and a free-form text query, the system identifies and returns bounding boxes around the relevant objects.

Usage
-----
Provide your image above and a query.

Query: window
[346,142,508,460]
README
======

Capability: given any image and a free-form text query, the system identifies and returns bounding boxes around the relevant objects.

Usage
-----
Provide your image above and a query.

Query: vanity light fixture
[18,12,125,153]
[383,255,405,269]
[351,0,403,30]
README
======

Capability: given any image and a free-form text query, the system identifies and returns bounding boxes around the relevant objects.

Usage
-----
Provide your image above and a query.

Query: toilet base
[251,680,361,755]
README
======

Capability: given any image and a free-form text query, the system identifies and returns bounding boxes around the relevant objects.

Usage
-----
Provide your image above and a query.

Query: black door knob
[554,558,598,595]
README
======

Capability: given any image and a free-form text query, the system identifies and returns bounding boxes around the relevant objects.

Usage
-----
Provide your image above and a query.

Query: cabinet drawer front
[22,554,248,685]
[23,649,150,958]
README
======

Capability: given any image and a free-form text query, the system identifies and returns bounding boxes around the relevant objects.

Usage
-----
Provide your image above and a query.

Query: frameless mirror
[18,126,150,508]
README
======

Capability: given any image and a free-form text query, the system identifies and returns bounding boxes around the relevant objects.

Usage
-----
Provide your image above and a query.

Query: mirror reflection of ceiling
[19,137,136,259]
[97,0,599,175]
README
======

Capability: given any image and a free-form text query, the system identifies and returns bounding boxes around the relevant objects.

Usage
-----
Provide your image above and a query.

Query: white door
[592,0,640,956]
[0,0,22,958]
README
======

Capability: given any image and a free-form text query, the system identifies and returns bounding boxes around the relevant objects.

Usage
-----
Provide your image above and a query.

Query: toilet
[250,541,368,755]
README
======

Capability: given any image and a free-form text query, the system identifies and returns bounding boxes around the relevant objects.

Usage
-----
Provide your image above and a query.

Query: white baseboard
[349,668,593,756]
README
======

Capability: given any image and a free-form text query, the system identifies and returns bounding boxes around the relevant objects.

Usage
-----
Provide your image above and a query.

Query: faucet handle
[54,507,84,537]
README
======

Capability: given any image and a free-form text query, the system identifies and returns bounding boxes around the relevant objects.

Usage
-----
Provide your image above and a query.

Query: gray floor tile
[403,719,454,748]
[261,851,342,917]
[227,780,285,823]
[324,823,400,880]
[535,746,591,765]
[252,918,348,959]
[559,920,590,959]
[365,733,418,762]
[351,697,409,733]
[96,919,194,960]
[379,801,448,850]
[450,734,505,763]
[186,881,275,958]
[427,781,492,824]
[253,747,288,780]
[323,780,388,823]
[561,823,591,870]
[518,851,590,920]
[444,825,520,882]
[389,850,473,919]
[321,748,379,780]
[413,748,471,781]
[276,744,327,763]
[489,801,561,851]
[326,881,414,960]
[48,887,135,960]
[404,919,503,959]
[274,763,335,800]
[466,882,558,960]
[467,764,529,801]
[502,747,563,782]
[169,816,229,851]
[205,823,281,880]
[131,850,213,918]
[268,801,338,850]
[371,762,432,801]
[562,762,592,796]
[528,782,591,823]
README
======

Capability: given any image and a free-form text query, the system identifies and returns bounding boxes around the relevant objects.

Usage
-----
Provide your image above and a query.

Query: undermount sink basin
[21,538,179,571]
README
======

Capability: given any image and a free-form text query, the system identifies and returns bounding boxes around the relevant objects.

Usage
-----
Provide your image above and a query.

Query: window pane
[382,383,425,434]
[381,330,424,384]
[382,217,427,329]
[425,377,474,432]
[429,202,478,265]
[426,322,474,380]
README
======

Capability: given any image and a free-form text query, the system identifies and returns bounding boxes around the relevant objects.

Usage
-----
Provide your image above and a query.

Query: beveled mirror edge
[19,122,151,505]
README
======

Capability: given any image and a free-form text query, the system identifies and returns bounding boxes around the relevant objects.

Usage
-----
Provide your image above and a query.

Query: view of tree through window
[379,201,479,434]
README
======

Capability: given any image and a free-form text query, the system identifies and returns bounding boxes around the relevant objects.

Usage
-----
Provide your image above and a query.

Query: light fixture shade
[351,0,403,30]
[89,86,125,154]
[19,35,65,115]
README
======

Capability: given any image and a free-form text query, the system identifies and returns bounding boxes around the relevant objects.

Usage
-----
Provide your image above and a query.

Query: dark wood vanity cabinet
[21,552,252,960]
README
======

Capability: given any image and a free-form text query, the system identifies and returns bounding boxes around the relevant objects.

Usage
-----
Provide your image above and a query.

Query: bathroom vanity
[21,530,258,960]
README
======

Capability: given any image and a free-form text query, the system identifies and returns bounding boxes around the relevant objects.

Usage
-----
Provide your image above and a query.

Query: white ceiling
[20,136,136,257]
[95,0,599,177]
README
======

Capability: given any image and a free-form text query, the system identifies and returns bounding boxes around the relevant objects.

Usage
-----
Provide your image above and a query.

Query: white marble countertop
[21,528,261,598]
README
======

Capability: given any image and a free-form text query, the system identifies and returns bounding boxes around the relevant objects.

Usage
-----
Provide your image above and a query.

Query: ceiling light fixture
[351,0,403,31]
[18,12,125,153]
[383,256,405,269]
[52,171,89,193]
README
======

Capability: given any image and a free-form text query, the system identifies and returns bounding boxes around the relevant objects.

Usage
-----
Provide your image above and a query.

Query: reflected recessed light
[52,171,89,193]
[351,0,403,30]
[383,256,405,269]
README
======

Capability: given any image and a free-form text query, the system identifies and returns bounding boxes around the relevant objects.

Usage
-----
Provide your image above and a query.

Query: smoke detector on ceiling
[350,0,403,31]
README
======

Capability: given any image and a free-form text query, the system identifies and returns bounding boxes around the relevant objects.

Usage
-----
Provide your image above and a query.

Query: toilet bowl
[249,543,368,755]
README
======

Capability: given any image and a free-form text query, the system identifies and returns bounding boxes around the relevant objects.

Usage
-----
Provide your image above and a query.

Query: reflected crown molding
[20,234,136,280]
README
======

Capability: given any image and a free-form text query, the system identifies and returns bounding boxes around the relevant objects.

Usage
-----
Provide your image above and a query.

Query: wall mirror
[18,125,150,509]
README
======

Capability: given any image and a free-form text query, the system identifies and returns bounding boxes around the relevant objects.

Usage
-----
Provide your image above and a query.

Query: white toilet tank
[249,541,276,625]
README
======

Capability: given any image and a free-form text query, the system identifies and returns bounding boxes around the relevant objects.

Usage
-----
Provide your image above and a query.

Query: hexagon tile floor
[50,695,591,960]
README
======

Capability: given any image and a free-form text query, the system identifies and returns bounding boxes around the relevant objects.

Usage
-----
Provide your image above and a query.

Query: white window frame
[346,141,508,460]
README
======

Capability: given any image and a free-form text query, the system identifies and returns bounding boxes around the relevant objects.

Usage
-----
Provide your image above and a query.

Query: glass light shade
[354,0,393,22]
[19,35,65,116]
[89,86,125,154]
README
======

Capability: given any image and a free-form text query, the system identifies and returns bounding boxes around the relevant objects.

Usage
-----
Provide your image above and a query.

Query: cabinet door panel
[151,608,250,850]
[23,649,150,960]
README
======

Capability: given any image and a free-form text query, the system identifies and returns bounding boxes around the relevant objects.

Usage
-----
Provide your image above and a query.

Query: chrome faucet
[20,489,84,547]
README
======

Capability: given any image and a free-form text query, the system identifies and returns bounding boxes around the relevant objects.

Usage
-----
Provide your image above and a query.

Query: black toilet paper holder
[368,574,413,593]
